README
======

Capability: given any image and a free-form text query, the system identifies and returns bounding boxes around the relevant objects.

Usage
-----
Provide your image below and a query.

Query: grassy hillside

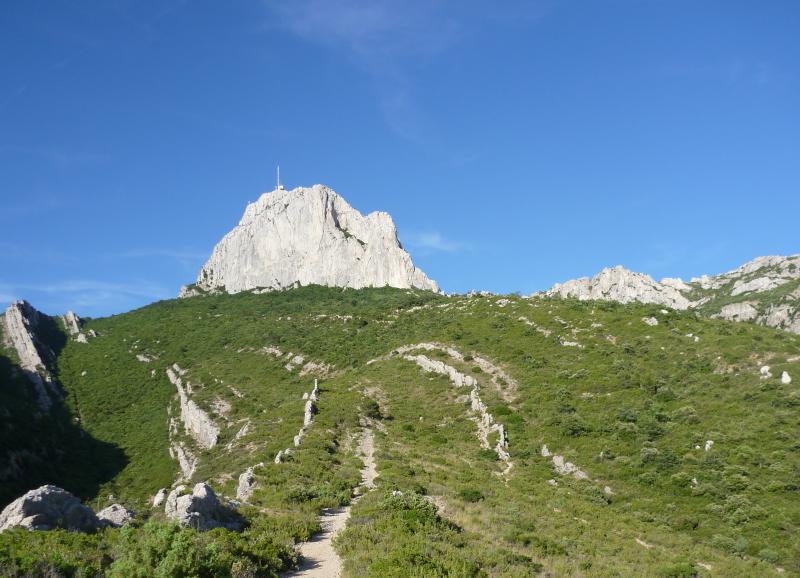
[2,286,799,576]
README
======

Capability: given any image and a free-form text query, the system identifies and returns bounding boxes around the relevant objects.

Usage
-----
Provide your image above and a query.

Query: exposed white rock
[165,483,242,531]
[715,302,759,322]
[236,463,263,502]
[153,488,167,507]
[61,311,82,336]
[544,255,800,335]
[782,371,792,385]
[303,400,316,428]
[97,504,135,527]
[403,353,512,476]
[187,185,438,295]
[660,277,691,292]
[642,316,658,326]
[731,276,783,296]
[166,367,220,449]
[704,440,714,452]
[760,366,772,379]
[0,485,99,532]
[171,442,198,480]
[545,266,691,310]
[3,301,60,411]
[552,455,589,480]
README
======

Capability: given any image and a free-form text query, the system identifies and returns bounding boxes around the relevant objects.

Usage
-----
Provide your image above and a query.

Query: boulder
[236,464,262,502]
[165,483,243,531]
[153,488,167,507]
[97,504,135,527]
[0,485,99,532]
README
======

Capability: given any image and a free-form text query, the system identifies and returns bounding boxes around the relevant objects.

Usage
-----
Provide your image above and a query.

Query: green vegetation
[1,286,799,576]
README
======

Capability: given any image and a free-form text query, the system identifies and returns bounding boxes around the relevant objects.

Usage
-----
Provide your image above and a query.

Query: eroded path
[283,427,376,578]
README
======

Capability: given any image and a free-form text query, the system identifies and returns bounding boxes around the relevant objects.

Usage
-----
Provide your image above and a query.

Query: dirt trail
[283,428,376,578]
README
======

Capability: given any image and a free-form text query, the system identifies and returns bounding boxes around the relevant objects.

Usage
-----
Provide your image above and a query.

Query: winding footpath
[283,428,376,578]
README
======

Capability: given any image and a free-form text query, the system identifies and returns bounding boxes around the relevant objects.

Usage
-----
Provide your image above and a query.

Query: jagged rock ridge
[546,266,691,310]
[183,184,438,296]
[543,254,800,334]
[2,301,61,411]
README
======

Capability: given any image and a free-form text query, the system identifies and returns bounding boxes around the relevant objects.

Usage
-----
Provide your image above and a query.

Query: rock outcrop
[543,255,800,334]
[0,485,99,532]
[61,311,82,336]
[184,184,438,295]
[545,266,691,310]
[2,301,61,411]
[96,504,135,527]
[236,463,263,502]
[166,365,220,449]
[401,349,512,477]
[275,380,320,464]
[164,483,242,531]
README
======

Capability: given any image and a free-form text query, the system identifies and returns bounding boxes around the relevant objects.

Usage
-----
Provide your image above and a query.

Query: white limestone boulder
[0,485,99,532]
[97,504,135,528]
[165,483,243,531]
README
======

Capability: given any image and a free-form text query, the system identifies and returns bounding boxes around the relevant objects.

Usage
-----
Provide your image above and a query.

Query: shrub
[458,489,484,503]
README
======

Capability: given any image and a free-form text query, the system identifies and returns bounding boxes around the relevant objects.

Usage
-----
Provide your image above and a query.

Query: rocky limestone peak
[545,265,692,310]
[185,184,438,295]
[2,301,61,411]
[691,254,800,291]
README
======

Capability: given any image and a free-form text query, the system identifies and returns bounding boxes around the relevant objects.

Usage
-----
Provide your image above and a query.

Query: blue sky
[1,0,798,317]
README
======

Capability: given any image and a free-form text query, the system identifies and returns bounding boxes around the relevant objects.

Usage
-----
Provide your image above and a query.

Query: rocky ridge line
[2,301,61,411]
[543,255,800,334]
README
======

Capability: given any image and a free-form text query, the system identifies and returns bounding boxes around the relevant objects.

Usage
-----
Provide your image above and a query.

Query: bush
[363,398,383,420]
[458,489,484,503]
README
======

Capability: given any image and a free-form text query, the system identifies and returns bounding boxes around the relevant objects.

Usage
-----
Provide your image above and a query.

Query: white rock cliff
[184,184,438,295]
[545,266,691,310]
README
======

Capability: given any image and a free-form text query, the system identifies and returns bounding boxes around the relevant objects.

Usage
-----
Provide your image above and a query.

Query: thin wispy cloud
[404,231,463,254]
[0,279,173,316]
[0,145,109,168]
[264,1,548,148]
[119,248,209,261]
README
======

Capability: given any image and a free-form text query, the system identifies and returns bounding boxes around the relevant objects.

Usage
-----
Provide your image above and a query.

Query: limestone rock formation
[714,302,759,322]
[2,301,61,411]
[165,483,242,531]
[236,464,263,502]
[96,504,135,527]
[545,266,691,310]
[166,366,220,449]
[61,311,82,336]
[0,485,99,532]
[184,184,438,295]
[152,488,167,507]
[543,254,800,334]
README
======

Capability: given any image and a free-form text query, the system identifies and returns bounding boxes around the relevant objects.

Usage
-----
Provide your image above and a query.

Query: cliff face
[185,184,438,295]
[2,301,61,411]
